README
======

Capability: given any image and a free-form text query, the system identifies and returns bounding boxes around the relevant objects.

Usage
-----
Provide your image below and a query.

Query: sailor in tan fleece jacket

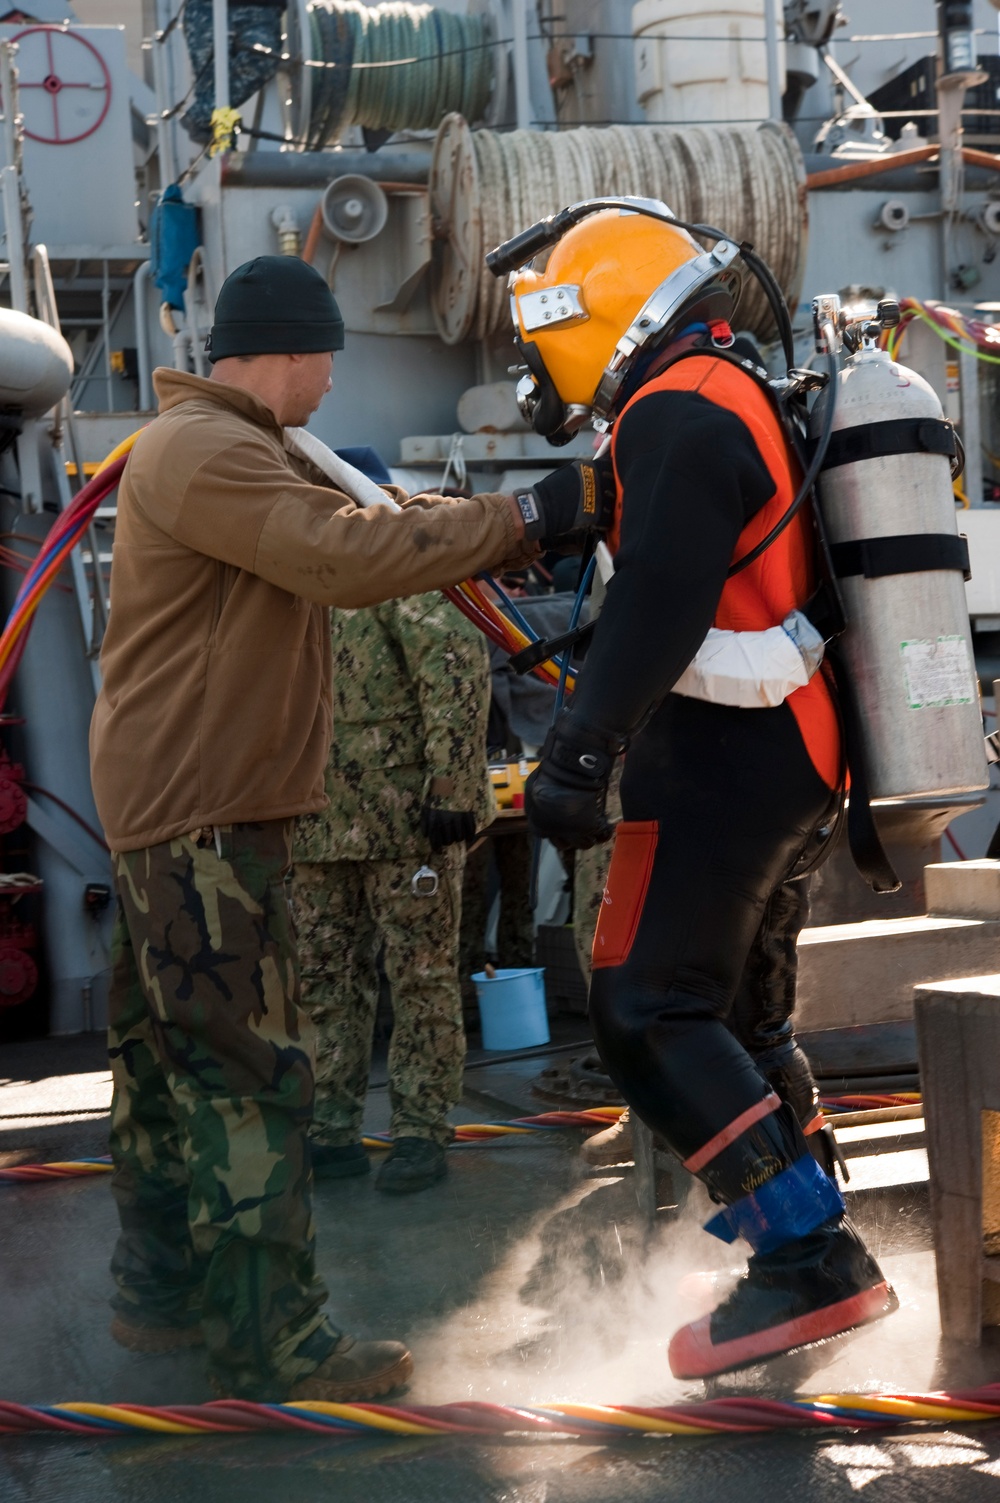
[91,255,612,1404]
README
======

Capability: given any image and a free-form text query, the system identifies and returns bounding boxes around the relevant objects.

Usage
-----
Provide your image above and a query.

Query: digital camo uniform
[293,593,495,1147]
[181,0,283,143]
[108,821,340,1398]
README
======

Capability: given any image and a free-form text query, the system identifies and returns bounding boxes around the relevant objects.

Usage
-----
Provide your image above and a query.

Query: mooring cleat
[668,1218,899,1381]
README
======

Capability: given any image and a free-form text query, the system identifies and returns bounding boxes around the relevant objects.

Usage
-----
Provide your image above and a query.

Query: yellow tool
[488,758,538,809]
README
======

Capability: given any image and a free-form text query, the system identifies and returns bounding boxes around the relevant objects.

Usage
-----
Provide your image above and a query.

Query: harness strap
[817,415,957,471]
[830,532,970,582]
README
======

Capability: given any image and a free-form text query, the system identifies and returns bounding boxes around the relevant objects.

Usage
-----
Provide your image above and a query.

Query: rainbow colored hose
[4,1388,1000,1437]
[883,297,1000,368]
[444,575,575,690]
[0,425,566,706]
[0,1098,920,1183]
[0,434,138,710]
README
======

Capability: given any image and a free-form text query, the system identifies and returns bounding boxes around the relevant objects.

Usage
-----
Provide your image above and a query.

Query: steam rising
[408,1166,942,1406]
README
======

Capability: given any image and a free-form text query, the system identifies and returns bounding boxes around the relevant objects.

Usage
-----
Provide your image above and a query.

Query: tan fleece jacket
[90,368,524,852]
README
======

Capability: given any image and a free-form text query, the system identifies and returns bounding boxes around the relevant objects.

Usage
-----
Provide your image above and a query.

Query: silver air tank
[809,308,988,800]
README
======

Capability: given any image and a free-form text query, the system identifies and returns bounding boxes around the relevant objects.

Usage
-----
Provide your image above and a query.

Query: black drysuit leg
[730,878,823,1125]
[588,697,832,1204]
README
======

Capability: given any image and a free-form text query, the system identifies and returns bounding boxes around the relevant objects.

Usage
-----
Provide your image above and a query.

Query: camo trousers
[107,820,340,1397]
[295,855,466,1147]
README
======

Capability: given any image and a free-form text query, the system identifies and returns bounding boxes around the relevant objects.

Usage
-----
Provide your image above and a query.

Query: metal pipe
[0,41,18,172]
[221,149,431,188]
[132,261,153,412]
[212,0,230,116]
[511,0,532,130]
[765,0,783,123]
[150,22,177,186]
[1,165,26,313]
[806,144,939,189]
[959,345,983,506]
[172,328,190,372]
[101,261,113,415]
[30,244,66,444]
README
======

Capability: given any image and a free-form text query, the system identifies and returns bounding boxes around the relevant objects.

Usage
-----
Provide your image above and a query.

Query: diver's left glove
[525,715,625,851]
[513,455,615,552]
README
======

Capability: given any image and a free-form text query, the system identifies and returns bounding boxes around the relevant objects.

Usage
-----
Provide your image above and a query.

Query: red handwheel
[10,25,111,145]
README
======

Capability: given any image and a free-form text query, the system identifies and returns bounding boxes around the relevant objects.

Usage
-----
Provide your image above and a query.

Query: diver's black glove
[420,804,476,850]
[513,455,615,553]
[524,715,625,851]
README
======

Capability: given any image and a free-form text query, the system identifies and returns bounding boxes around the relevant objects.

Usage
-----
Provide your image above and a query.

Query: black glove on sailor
[420,804,477,850]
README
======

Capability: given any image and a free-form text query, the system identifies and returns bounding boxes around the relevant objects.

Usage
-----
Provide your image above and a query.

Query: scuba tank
[808,307,988,802]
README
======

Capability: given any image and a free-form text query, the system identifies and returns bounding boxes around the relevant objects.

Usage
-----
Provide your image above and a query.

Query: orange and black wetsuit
[529,348,843,1204]
[525,347,897,1378]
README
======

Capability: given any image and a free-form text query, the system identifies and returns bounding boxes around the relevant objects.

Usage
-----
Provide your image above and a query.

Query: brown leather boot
[580,1108,633,1166]
[287,1335,413,1401]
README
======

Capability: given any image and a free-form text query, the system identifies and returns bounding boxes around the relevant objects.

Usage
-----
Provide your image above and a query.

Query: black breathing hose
[727,340,840,579]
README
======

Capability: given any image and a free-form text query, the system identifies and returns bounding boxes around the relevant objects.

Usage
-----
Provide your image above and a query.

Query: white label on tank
[900,637,975,709]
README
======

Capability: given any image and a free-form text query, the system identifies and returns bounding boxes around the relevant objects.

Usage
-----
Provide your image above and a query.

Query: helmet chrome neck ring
[591,240,742,422]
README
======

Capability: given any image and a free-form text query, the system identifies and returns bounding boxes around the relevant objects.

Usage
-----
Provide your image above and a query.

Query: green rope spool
[307,1,493,147]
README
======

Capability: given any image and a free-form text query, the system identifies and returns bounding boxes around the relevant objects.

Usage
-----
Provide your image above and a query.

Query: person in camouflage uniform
[91,255,596,1403]
[294,592,495,1193]
[181,0,283,144]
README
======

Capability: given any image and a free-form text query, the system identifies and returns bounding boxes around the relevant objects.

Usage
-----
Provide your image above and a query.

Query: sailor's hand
[524,715,625,851]
[512,455,615,553]
[420,804,476,850]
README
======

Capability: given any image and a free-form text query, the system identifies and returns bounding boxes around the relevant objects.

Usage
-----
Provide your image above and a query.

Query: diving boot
[288,1335,413,1401]
[375,1136,447,1194]
[669,1215,897,1379]
[310,1141,370,1180]
[580,1108,633,1166]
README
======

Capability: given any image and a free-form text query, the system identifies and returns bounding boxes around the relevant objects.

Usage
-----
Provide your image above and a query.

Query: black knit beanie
[206,255,345,362]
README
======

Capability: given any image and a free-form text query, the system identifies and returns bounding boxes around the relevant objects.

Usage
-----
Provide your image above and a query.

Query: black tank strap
[818,416,957,471]
[823,644,901,895]
[830,532,971,581]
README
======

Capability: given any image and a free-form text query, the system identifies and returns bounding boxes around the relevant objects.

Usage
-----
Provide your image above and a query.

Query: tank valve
[814,295,900,355]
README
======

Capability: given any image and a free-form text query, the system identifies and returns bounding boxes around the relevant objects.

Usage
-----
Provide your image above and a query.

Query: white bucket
[472,968,549,1051]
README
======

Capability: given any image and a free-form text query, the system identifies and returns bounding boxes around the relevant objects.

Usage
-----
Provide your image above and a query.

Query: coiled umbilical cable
[307,2,493,147]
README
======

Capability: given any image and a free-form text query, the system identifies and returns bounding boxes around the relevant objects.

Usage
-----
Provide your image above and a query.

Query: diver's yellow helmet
[507,203,743,443]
